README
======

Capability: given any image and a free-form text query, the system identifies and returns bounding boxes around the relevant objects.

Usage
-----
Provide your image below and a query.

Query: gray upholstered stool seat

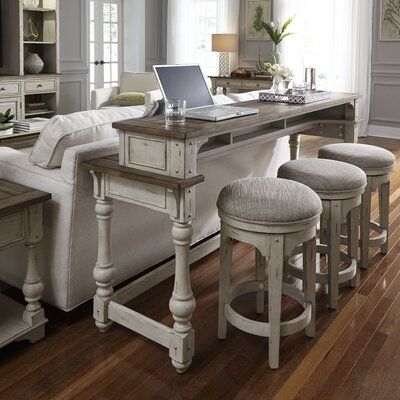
[217,177,322,226]
[217,177,321,369]
[278,159,367,309]
[318,143,396,175]
[319,143,396,269]
[277,159,367,198]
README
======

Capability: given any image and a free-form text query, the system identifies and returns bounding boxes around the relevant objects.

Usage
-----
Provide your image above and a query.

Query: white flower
[270,21,275,28]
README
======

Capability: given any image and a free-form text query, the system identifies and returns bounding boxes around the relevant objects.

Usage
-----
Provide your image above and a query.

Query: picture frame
[246,0,271,41]
[380,0,400,41]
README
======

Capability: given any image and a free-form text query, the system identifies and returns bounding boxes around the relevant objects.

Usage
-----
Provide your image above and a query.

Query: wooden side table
[0,180,51,348]
[209,75,273,95]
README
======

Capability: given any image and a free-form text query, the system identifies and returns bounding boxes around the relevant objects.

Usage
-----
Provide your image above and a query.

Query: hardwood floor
[1,135,400,400]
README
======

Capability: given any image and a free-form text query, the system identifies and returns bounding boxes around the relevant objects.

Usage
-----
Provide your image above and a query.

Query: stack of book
[13,118,49,133]
[25,102,49,114]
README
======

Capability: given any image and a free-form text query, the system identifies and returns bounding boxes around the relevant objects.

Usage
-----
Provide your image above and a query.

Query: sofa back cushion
[120,72,159,93]
[30,106,146,169]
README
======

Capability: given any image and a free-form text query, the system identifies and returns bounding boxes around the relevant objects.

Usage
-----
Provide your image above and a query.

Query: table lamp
[212,34,238,77]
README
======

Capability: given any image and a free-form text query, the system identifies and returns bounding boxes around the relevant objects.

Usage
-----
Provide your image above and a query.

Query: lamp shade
[212,34,238,53]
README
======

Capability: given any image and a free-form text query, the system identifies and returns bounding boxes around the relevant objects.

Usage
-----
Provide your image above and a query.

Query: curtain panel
[274,0,373,136]
[167,0,240,74]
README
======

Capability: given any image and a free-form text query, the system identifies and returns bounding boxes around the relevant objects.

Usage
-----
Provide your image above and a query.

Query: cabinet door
[0,98,22,119]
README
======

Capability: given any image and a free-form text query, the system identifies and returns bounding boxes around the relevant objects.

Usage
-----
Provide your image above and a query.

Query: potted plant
[264,17,295,64]
[0,109,15,135]
[264,62,294,93]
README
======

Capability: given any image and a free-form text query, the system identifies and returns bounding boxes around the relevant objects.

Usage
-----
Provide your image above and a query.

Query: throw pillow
[108,92,146,107]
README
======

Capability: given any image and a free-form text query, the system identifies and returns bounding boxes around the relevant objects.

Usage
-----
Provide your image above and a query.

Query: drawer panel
[25,79,56,94]
[107,176,167,209]
[125,135,168,171]
[0,82,21,97]
[0,212,25,248]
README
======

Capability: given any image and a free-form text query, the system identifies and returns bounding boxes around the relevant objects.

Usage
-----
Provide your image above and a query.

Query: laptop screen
[153,65,214,109]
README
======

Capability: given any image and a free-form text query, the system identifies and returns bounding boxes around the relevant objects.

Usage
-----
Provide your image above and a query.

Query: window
[89,0,122,93]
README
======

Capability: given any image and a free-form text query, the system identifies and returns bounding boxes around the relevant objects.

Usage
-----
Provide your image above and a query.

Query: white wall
[59,0,90,114]
[368,0,400,139]
[123,0,146,72]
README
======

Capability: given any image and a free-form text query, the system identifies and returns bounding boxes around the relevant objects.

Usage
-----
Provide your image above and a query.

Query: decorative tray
[259,90,331,104]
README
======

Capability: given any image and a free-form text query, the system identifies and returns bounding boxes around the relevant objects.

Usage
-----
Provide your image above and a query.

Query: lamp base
[219,52,230,77]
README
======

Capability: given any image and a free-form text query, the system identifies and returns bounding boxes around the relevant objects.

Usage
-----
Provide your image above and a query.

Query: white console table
[84,93,361,373]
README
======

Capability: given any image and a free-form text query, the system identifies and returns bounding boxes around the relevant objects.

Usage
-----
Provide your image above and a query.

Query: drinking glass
[165,99,186,126]
[292,82,307,96]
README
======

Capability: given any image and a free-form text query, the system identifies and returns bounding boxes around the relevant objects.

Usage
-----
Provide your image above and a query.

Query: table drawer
[0,212,25,248]
[106,176,167,210]
[0,82,21,97]
[25,79,57,94]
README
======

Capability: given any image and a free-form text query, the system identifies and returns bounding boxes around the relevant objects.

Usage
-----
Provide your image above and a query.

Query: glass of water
[165,99,186,126]
[292,82,307,96]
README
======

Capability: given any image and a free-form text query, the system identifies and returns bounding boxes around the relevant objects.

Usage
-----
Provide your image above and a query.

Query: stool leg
[303,237,316,338]
[218,230,233,340]
[328,201,341,310]
[255,248,266,314]
[320,214,328,245]
[360,181,372,269]
[268,235,284,369]
[348,206,360,288]
[379,181,390,255]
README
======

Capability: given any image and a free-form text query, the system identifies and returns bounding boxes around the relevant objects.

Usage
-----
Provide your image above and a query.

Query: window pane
[90,21,94,42]
[104,43,111,62]
[110,24,118,42]
[104,83,111,88]
[90,64,95,83]
[103,3,111,22]
[103,23,110,42]
[90,1,94,21]
[111,82,119,87]
[111,63,118,81]
[104,63,111,82]
[111,44,118,62]
[110,4,118,22]
[90,42,95,63]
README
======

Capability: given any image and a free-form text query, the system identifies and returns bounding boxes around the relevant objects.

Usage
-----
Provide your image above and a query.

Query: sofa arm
[61,138,119,184]
[91,86,119,109]
[145,89,163,106]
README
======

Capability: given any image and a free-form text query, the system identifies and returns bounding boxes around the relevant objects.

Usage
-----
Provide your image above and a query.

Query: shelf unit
[0,0,59,148]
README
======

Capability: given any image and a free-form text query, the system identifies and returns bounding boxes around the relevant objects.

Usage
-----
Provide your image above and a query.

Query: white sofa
[91,72,162,109]
[0,93,290,311]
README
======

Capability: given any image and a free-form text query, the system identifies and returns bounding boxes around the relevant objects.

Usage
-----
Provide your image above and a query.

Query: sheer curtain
[167,0,240,75]
[274,0,373,136]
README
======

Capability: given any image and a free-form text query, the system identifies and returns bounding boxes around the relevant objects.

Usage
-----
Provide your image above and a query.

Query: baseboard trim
[367,124,400,139]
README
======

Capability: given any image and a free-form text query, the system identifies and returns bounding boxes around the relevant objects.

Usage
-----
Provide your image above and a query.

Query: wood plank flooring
[1,135,400,400]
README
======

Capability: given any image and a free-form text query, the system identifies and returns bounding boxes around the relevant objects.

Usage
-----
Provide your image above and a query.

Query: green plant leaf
[282,17,294,34]
[264,24,278,43]
[4,108,10,118]
[277,32,294,44]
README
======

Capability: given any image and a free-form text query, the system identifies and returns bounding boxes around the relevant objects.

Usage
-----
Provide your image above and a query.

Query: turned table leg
[169,220,196,373]
[22,204,45,343]
[93,198,116,333]
[289,134,301,161]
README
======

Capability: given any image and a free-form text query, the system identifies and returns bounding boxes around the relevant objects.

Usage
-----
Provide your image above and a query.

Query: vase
[23,0,40,8]
[272,43,282,64]
[24,53,44,74]
[272,76,284,93]
[0,125,13,136]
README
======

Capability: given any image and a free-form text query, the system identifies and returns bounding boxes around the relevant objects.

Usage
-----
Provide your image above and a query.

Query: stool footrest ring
[224,281,311,338]
[287,244,357,285]
[340,221,387,248]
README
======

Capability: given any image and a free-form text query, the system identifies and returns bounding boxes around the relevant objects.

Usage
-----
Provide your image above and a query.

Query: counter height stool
[278,159,367,310]
[319,144,396,269]
[217,177,322,369]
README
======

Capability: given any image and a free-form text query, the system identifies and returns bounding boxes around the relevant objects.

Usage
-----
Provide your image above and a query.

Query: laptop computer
[153,64,259,122]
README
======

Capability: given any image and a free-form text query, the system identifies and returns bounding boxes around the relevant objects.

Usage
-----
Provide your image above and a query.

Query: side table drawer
[0,82,21,97]
[0,212,25,248]
[25,79,57,94]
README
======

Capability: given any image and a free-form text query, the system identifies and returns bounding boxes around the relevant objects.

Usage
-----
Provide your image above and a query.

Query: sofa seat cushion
[30,106,146,169]
[227,90,261,102]
[217,177,322,225]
